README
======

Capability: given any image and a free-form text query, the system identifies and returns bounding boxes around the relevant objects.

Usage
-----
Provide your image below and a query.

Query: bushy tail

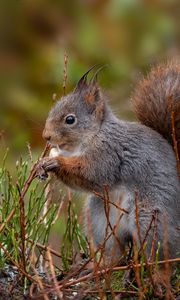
[132,60,180,159]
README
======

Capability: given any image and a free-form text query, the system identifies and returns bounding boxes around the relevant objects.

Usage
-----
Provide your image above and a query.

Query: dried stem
[169,97,180,177]
[134,191,143,248]
[62,52,68,95]
[27,142,33,162]
[46,248,63,299]
[0,207,16,233]
[30,255,50,300]
[44,257,180,294]
[28,239,69,264]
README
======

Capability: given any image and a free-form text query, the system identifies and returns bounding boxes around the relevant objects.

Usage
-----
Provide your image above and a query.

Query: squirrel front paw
[35,157,60,181]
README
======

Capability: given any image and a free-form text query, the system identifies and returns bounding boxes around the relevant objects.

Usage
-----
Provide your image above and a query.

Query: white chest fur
[49,146,83,158]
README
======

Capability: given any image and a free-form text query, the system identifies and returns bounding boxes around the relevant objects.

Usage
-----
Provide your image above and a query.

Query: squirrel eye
[65,114,76,125]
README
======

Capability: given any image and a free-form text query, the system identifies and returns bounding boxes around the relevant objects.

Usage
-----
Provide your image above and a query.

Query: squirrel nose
[43,128,51,141]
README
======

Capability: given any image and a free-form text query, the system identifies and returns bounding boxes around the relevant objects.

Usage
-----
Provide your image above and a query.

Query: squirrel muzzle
[43,127,52,142]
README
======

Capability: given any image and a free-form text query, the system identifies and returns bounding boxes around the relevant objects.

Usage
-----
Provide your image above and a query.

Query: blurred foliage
[0,0,179,158]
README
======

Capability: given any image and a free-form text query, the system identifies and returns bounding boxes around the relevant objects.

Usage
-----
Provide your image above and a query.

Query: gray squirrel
[36,61,180,271]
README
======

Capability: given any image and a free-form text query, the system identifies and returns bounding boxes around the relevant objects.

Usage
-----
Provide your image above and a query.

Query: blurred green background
[0,0,180,160]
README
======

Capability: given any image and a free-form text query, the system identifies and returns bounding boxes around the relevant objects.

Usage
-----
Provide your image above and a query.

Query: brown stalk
[135,197,160,293]
[55,257,180,290]
[162,215,172,300]
[29,254,50,300]
[134,191,143,248]
[0,207,16,233]
[108,200,129,214]
[85,204,105,298]
[138,212,154,257]
[94,190,129,214]
[100,185,115,273]
[28,240,64,261]
[144,209,159,292]
[169,98,180,177]
[149,209,158,262]
[103,267,115,299]
[27,142,33,162]
[20,142,50,199]
[132,235,144,300]
[62,52,68,95]
[96,186,125,253]
[46,248,63,299]
[133,192,146,297]
[102,185,128,274]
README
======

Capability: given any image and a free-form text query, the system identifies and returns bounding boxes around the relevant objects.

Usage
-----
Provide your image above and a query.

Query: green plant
[61,199,87,270]
[0,150,58,273]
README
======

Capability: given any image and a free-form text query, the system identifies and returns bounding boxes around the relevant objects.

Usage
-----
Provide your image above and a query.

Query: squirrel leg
[84,194,127,267]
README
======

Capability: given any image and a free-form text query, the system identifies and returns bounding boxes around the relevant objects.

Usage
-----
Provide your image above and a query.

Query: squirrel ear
[84,82,105,120]
[84,65,108,107]
[91,87,105,120]
[74,65,98,92]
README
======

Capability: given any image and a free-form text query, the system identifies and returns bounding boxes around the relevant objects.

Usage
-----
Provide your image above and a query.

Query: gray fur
[83,110,180,260]
[43,74,180,263]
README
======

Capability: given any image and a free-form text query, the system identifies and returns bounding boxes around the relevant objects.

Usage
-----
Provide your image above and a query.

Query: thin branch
[46,248,63,299]
[62,52,68,95]
[169,97,180,177]
[57,257,180,289]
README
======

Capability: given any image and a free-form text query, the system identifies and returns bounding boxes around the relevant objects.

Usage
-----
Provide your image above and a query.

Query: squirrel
[36,61,180,274]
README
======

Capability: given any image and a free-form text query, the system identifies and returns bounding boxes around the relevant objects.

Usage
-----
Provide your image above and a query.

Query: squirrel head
[43,68,106,153]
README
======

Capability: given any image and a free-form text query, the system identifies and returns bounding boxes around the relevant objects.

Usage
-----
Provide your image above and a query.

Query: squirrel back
[132,60,180,158]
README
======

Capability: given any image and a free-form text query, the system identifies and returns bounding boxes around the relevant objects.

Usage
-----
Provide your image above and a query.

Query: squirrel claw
[35,158,59,180]
[40,157,59,171]
[36,166,49,181]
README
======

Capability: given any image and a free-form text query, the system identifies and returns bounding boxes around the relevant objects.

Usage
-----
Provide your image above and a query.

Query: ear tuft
[74,65,98,92]
[74,65,107,118]
[90,64,108,86]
